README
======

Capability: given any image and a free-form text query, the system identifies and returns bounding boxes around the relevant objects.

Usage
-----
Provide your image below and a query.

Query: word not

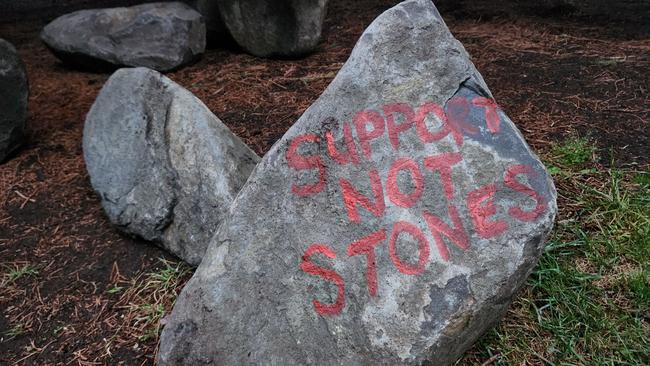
[299,164,545,315]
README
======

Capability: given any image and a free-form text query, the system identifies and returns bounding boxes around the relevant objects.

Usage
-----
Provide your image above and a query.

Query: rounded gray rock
[217,0,328,57]
[83,67,259,266]
[41,2,206,72]
[158,0,557,364]
[0,39,29,163]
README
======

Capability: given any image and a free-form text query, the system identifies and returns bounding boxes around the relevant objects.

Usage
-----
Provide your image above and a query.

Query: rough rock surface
[0,39,29,163]
[191,0,228,44]
[217,0,328,57]
[159,0,557,364]
[83,67,259,266]
[41,2,206,71]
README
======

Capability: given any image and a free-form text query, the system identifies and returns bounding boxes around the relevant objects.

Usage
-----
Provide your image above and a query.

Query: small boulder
[83,67,259,266]
[0,39,28,163]
[41,2,206,72]
[217,0,328,57]
[158,0,557,364]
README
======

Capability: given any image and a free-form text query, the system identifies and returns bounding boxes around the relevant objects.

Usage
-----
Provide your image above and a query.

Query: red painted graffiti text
[289,97,547,316]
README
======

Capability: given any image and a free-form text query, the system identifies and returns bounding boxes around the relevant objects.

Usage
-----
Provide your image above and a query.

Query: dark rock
[217,0,328,57]
[191,0,229,45]
[158,0,557,364]
[0,39,29,163]
[83,67,259,266]
[41,2,206,72]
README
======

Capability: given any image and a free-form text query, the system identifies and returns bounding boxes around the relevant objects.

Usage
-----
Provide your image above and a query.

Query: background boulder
[41,2,206,71]
[191,0,229,45]
[0,39,29,163]
[83,67,259,266]
[217,0,328,57]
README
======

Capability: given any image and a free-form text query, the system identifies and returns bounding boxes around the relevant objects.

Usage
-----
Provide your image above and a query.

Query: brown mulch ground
[1,0,648,364]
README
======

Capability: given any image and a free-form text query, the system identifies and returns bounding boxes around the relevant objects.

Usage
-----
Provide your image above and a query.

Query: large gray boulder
[217,0,328,57]
[158,0,557,364]
[191,0,228,44]
[83,67,259,266]
[0,39,28,163]
[41,2,206,72]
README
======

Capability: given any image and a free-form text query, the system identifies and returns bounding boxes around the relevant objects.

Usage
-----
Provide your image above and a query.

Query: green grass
[592,58,624,67]
[116,259,191,345]
[550,135,596,168]
[2,324,25,342]
[462,136,650,365]
[106,285,124,294]
[0,263,39,288]
[132,303,166,341]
